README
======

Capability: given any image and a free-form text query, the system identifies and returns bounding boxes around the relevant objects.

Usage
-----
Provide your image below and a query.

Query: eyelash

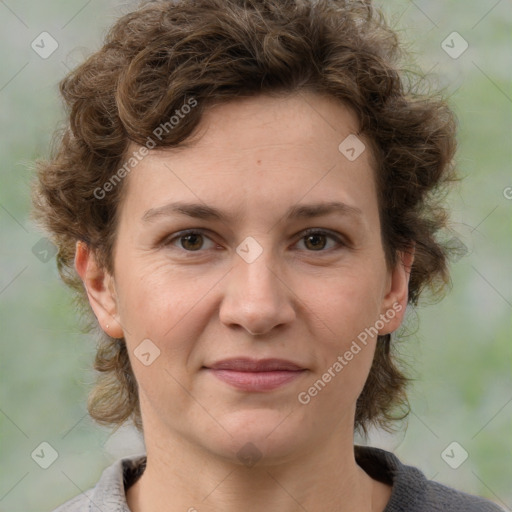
[161,228,347,255]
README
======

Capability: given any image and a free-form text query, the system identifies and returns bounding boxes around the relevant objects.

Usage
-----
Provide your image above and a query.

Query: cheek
[302,270,385,391]
[116,257,194,325]
[114,260,223,382]
[301,280,381,412]
[312,270,385,336]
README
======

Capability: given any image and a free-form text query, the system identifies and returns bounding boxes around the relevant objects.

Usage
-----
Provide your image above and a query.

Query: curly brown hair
[31,0,458,437]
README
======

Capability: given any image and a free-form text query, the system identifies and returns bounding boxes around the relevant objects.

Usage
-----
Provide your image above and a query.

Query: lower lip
[206,369,305,391]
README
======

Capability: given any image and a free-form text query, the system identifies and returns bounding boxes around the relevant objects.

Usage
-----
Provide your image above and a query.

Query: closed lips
[205,358,305,371]
[204,358,307,391]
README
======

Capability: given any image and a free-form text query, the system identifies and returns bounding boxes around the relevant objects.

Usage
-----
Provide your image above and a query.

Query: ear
[378,245,415,335]
[74,241,124,338]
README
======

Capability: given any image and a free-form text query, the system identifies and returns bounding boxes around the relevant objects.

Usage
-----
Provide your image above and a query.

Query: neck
[126,427,387,512]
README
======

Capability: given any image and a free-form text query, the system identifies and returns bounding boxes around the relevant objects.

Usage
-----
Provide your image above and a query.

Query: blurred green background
[0,1,510,511]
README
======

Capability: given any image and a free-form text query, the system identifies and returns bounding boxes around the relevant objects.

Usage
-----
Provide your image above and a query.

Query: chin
[206,408,309,467]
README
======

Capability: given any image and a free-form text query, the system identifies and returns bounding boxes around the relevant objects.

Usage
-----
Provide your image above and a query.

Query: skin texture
[75,91,413,511]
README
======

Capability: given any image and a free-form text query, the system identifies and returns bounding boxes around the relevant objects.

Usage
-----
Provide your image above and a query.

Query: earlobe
[74,241,124,338]
[378,245,415,335]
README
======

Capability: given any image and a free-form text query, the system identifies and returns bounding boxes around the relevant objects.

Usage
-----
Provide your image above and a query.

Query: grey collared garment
[52,445,506,511]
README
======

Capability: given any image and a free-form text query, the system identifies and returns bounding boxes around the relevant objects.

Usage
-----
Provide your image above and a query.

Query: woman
[32,0,504,510]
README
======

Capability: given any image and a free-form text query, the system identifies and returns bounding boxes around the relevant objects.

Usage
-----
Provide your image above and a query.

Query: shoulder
[354,445,505,512]
[51,491,94,512]
[51,454,147,512]
[421,479,506,512]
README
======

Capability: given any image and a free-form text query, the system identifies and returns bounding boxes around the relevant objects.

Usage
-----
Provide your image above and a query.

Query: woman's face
[82,92,411,464]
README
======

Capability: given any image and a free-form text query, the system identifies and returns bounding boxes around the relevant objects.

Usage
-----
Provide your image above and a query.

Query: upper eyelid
[164,227,345,249]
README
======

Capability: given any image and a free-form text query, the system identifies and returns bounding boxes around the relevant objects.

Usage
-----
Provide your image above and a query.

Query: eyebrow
[142,200,363,224]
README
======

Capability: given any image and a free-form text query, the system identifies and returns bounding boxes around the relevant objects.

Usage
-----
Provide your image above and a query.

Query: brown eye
[164,230,216,252]
[304,233,328,251]
[296,229,344,252]
[180,233,204,251]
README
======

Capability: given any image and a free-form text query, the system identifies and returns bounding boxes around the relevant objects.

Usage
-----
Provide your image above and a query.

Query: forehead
[120,92,379,226]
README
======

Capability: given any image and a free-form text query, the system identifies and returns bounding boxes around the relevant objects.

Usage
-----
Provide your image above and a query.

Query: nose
[219,247,296,337]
